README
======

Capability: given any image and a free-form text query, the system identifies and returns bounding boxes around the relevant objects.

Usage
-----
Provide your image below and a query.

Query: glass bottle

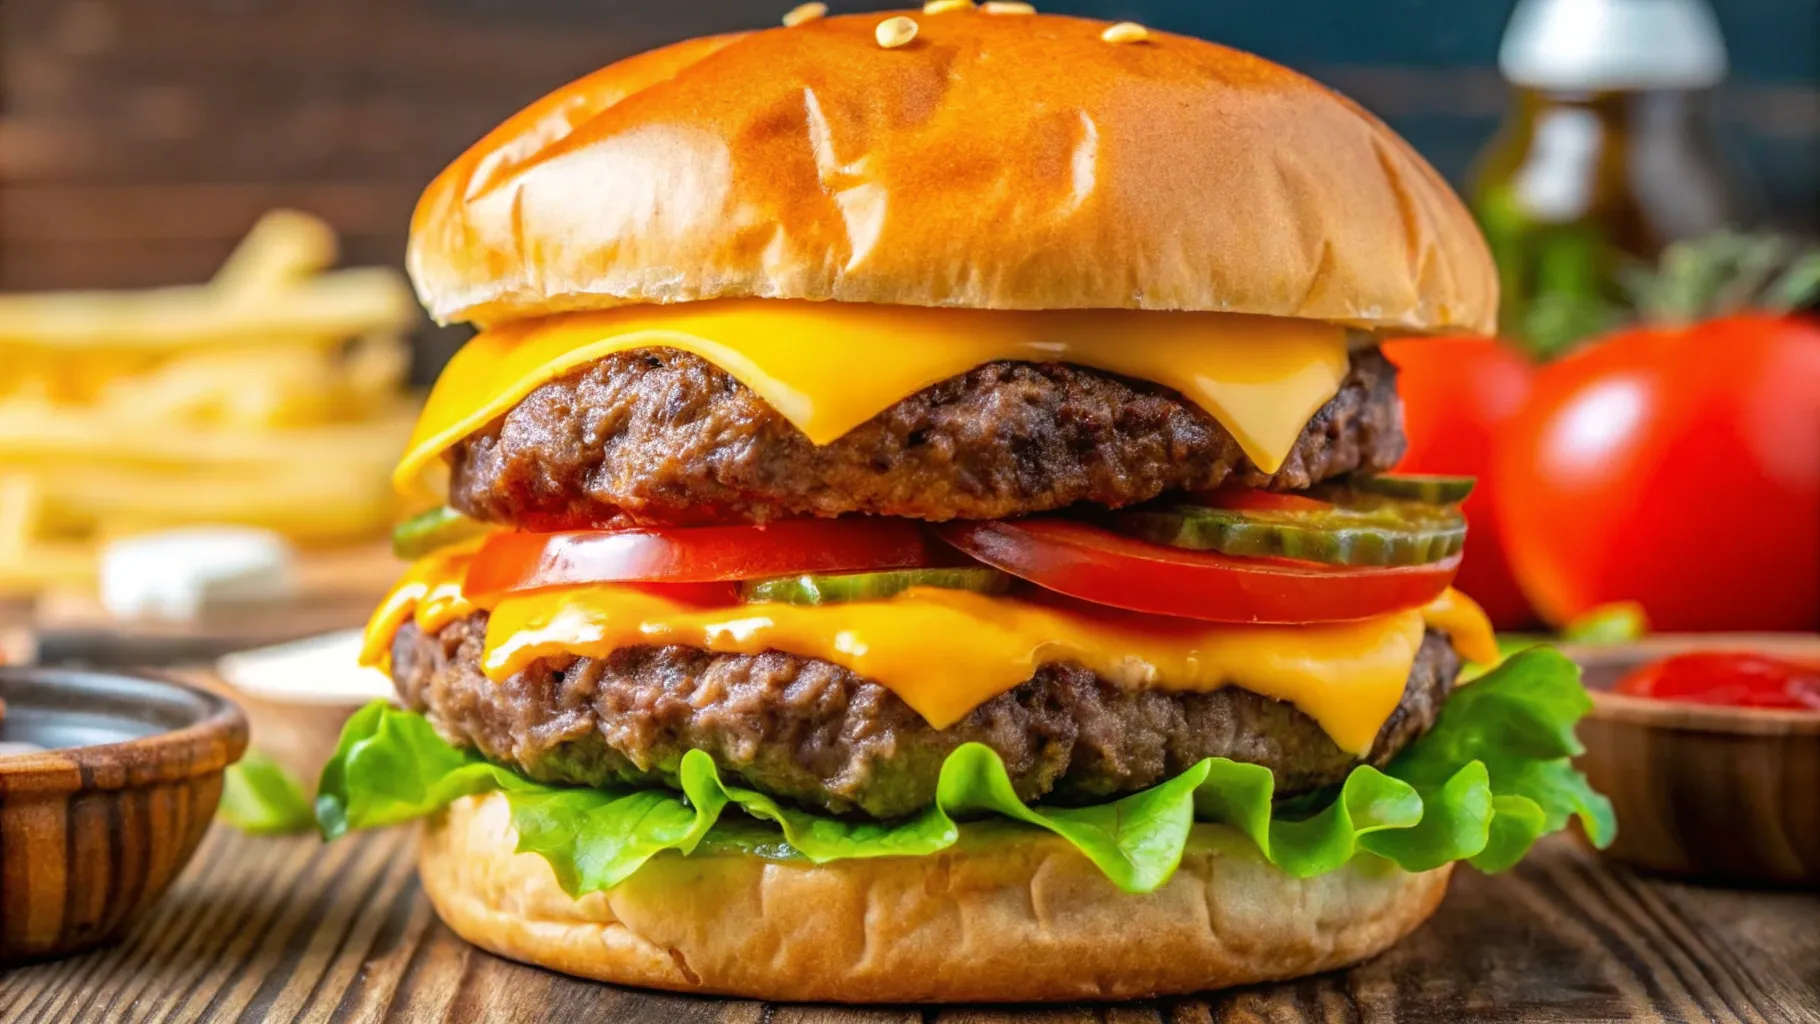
[1470,0,1750,356]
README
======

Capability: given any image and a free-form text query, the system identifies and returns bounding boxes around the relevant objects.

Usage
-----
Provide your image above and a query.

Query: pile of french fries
[0,211,422,594]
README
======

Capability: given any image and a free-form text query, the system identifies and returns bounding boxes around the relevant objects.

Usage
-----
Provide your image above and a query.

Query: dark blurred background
[3,0,1815,295]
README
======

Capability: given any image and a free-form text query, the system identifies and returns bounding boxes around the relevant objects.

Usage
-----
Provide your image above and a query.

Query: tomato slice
[937,518,1459,623]
[464,518,953,601]
[1197,486,1332,513]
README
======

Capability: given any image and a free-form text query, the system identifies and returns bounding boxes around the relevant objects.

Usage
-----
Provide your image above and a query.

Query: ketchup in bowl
[1615,652,1820,711]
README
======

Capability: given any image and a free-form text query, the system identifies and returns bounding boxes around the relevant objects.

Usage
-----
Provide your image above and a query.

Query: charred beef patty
[393,612,1458,819]
[447,347,1405,528]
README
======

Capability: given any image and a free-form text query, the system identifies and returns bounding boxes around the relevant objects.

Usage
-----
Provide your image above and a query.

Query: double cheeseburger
[321,6,1612,1003]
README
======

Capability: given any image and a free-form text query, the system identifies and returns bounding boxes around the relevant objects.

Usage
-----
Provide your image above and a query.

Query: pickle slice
[1115,492,1467,567]
[741,567,1011,605]
[392,506,490,560]
[1351,473,1476,504]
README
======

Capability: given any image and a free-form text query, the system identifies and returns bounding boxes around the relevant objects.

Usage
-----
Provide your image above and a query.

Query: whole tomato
[1383,336,1537,629]
[1494,313,1820,631]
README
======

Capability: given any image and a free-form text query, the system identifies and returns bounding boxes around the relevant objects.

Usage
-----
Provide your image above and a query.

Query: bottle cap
[1500,0,1728,91]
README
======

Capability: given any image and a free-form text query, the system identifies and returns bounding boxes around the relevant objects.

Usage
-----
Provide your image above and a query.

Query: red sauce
[1615,652,1820,711]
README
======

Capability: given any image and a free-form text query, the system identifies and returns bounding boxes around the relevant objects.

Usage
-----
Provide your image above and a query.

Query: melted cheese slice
[482,587,1429,754]
[394,300,1351,499]
[359,542,481,669]
[1418,587,1500,668]
[361,550,1497,756]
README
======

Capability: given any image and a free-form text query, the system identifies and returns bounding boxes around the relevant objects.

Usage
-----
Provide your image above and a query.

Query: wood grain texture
[0,668,247,962]
[1569,636,1820,888]
[0,826,1814,1022]
[0,0,697,292]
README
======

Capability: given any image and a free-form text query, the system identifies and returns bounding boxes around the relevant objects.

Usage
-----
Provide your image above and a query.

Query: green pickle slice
[1351,473,1476,504]
[741,567,1011,605]
[392,506,490,560]
[1115,490,1467,567]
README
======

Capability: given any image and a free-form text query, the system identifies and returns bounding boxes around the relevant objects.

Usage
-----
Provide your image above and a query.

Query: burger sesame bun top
[407,9,1497,335]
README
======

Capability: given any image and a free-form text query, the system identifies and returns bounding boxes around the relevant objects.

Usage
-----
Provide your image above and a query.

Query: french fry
[12,458,400,543]
[66,470,400,542]
[342,333,413,407]
[94,342,411,429]
[0,210,427,596]
[209,210,339,297]
[0,543,96,595]
[0,267,418,350]
[0,397,417,466]
[0,467,90,596]
[98,348,341,429]
[0,475,42,557]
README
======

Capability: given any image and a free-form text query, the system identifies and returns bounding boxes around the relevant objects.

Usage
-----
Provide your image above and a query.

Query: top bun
[408,10,1496,335]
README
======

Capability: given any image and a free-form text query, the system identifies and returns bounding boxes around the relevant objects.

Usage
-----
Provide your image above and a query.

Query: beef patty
[393,612,1459,820]
[447,347,1405,528]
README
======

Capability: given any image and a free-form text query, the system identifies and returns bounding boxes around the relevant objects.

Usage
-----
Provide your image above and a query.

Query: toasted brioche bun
[419,792,1453,1003]
[408,11,1495,335]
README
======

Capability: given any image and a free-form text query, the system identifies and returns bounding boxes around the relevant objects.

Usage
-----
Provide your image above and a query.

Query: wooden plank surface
[1,825,1816,1022]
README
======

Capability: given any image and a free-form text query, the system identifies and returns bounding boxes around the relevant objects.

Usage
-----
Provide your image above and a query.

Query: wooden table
[2,824,1816,1023]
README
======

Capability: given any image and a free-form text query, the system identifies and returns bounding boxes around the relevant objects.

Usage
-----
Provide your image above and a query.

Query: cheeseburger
[319,6,1613,1003]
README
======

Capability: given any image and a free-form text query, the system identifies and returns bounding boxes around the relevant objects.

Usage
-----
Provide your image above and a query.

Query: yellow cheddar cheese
[394,300,1351,499]
[361,548,1495,756]
[359,541,481,669]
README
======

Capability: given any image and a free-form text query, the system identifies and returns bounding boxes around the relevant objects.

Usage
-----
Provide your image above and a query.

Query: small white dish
[217,629,393,707]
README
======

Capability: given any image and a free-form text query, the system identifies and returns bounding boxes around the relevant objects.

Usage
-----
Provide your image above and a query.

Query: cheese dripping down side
[361,550,1497,757]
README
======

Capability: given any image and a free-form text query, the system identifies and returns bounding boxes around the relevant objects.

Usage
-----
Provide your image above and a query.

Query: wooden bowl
[0,665,248,962]
[1565,633,1820,886]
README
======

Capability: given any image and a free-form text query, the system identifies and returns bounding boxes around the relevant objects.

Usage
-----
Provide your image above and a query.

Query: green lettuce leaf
[317,647,1613,895]
[219,752,316,835]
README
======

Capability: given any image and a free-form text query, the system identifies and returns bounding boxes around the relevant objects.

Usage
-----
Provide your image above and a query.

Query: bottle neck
[1483,84,1742,258]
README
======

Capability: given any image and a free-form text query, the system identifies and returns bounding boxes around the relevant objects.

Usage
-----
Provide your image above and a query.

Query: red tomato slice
[937,518,1459,624]
[466,519,952,601]
[1385,335,1537,630]
[1197,486,1332,513]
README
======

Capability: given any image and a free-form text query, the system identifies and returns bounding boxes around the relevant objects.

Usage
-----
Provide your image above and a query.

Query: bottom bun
[419,792,1452,1003]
